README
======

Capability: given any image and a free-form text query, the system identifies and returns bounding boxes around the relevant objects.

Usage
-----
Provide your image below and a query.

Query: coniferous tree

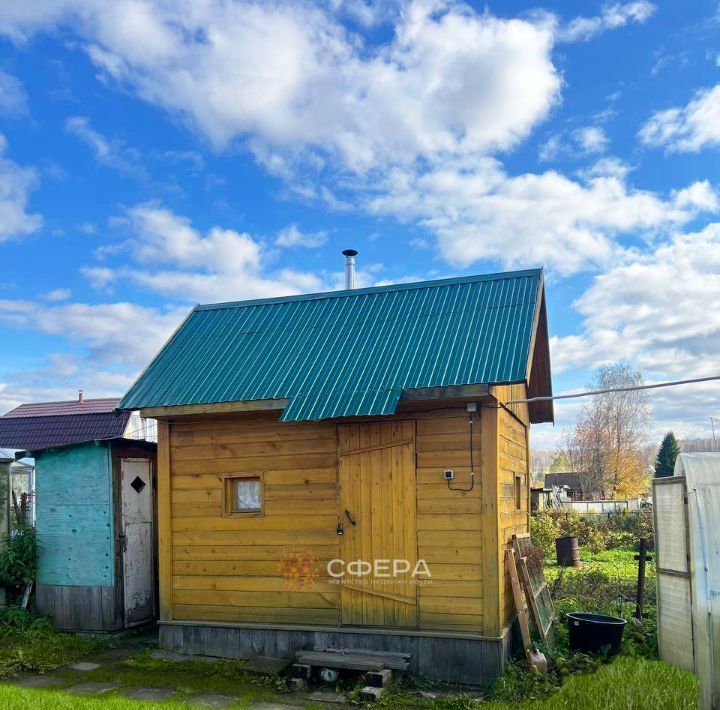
[655,432,680,478]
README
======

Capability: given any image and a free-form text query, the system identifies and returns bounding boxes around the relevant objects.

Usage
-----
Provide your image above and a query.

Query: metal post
[634,537,648,619]
[711,418,719,452]
[0,462,9,608]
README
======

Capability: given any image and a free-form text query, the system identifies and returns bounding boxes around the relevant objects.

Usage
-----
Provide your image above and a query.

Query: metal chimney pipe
[78,389,84,402]
[342,249,358,290]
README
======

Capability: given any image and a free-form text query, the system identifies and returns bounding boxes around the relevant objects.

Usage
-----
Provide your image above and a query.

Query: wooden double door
[338,421,419,628]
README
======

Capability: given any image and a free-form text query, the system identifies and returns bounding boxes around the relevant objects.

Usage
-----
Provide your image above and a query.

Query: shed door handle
[345,509,357,526]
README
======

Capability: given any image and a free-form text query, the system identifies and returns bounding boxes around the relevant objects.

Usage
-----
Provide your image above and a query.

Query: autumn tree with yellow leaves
[562,363,651,499]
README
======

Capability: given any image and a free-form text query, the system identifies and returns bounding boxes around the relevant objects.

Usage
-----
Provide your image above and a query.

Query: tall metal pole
[711,418,719,452]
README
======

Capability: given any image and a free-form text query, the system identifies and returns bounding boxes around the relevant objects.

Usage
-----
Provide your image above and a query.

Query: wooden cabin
[120,269,553,683]
[0,397,157,631]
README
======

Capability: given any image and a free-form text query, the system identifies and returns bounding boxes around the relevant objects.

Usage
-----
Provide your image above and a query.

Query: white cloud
[365,158,718,275]
[65,115,147,176]
[573,126,609,154]
[81,266,117,291]
[0,298,189,412]
[0,298,187,367]
[0,70,28,116]
[275,224,327,249]
[0,133,42,240]
[538,134,563,162]
[552,222,720,378]
[0,1,679,278]
[42,288,72,302]
[86,204,328,303]
[557,1,656,43]
[639,84,720,153]
[0,1,562,171]
[539,126,609,162]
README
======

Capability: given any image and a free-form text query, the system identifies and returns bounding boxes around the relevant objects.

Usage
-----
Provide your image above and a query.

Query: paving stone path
[190,694,238,708]
[124,687,178,701]
[5,633,348,708]
[67,681,119,695]
[69,662,101,672]
[14,675,62,689]
[308,691,349,704]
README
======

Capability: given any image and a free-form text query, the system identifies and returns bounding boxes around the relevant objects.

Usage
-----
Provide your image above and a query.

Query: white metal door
[121,458,154,627]
[653,476,694,672]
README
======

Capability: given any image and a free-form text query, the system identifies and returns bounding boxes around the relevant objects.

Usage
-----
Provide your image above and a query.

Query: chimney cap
[342,249,358,257]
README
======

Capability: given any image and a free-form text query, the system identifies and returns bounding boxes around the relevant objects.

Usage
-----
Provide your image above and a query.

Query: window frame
[514,473,523,511]
[222,472,264,517]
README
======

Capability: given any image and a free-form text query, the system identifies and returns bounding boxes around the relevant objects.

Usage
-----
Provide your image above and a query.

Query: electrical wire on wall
[448,408,476,492]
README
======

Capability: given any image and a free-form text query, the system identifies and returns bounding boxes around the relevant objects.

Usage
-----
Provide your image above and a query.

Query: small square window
[223,473,263,516]
[514,474,523,510]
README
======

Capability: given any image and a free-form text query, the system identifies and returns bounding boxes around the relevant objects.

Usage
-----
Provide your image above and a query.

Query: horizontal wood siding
[496,402,530,626]
[415,412,483,632]
[166,406,488,633]
[169,416,340,626]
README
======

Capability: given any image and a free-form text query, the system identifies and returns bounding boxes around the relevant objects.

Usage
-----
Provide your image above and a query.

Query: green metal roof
[120,268,550,422]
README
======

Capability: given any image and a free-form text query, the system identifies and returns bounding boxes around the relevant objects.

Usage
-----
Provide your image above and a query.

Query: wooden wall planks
[164,400,528,637]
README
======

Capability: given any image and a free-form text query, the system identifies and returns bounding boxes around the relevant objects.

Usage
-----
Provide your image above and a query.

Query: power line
[507,375,720,405]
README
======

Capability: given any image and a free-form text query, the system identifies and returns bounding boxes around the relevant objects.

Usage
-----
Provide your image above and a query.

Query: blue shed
[0,396,157,631]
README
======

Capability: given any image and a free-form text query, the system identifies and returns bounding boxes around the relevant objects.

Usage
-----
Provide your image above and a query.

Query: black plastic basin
[567,612,627,655]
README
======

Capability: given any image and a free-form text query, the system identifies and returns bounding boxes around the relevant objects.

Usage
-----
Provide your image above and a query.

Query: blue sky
[0,0,719,450]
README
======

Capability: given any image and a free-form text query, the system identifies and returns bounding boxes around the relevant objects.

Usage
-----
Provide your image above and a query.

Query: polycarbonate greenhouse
[653,453,720,710]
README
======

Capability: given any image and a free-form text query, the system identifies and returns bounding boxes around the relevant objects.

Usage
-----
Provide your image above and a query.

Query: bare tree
[564,363,650,499]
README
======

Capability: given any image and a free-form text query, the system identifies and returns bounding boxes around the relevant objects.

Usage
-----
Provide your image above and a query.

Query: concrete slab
[190,694,237,708]
[244,656,290,675]
[308,691,349,704]
[69,662,101,672]
[124,687,177,701]
[67,681,118,695]
[15,675,63,689]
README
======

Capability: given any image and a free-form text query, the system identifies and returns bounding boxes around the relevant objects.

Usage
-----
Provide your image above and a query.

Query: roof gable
[120,269,553,422]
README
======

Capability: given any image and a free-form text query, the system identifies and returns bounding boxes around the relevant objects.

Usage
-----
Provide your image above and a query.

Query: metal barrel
[555,536,580,567]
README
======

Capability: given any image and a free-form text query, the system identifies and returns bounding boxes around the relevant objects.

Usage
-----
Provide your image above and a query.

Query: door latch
[336,522,344,536]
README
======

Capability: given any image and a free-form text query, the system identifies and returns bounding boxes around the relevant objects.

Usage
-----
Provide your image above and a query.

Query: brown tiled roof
[0,398,130,451]
[4,398,120,418]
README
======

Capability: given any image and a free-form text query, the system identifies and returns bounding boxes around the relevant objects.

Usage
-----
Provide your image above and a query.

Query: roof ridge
[196,268,543,312]
[12,397,120,407]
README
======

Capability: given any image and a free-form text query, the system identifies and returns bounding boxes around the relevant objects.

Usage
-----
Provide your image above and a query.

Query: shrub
[0,524,37,598]
[531,508,654,560]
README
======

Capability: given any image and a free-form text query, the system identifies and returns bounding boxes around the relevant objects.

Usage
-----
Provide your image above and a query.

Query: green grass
[508,656,698,710]
[54,650,288,703]
[0,686,176,709]
[0,656,698,709]
[371,657,698,710]
[0,610,113,680]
